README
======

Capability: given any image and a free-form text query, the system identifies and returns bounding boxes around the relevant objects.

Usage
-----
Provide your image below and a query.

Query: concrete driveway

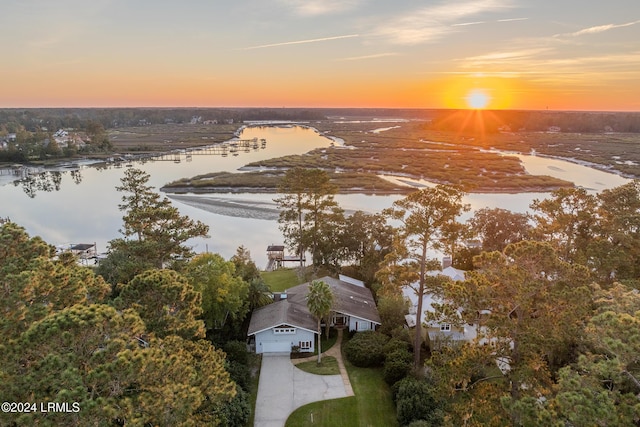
[254,353,348,427]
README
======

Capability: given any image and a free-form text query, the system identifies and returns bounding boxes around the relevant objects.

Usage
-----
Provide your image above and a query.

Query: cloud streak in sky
[373,0,515,45]
[451,21,486,27]
[337,52,399,61]
[460,48,552,67]
[497,17,528,23]
[278,0,362,16]
[558,20,640,37]
[241,34,359,50]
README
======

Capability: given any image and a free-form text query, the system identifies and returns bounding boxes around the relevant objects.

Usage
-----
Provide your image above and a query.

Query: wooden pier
[150,138,266,163]
[265,244,305,271]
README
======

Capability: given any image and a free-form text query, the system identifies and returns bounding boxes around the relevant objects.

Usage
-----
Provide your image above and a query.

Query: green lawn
[260,267,334,293]
[261,268,302,293]
[294,356,340,375]
[285,345,398,427]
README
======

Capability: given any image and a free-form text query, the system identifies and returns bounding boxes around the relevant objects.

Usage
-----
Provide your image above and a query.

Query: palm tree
[306,280,334,364]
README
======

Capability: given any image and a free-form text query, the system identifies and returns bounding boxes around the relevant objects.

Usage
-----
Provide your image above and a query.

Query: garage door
[261,341,291,353]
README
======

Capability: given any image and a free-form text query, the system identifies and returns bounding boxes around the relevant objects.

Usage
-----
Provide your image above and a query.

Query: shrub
[344,331,389,367]
[225,360,250,391]
[383,338,412,359]
[223,340,249,365]
[395,377,444,426]
[383,355,412,385]
[378,295,410,335]
[214,385,251,427]
[389,326,413,344]
[383,347,413,384]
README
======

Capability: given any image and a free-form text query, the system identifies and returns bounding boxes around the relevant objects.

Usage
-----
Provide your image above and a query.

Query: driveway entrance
[254,353,348,427]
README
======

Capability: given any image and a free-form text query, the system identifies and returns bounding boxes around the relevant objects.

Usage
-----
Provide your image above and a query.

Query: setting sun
[466,90,490,109]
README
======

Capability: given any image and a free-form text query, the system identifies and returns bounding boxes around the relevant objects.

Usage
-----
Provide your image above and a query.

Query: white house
[403,265,482,348]
[248,275,381,354]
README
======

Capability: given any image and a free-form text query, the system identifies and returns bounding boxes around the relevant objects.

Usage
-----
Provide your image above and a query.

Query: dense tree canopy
[116,269,205,340]
[0,222,110,339]
[468,207,531,252]
[0,223,237,426]
[183,253,249,331]
[429,241,594,425]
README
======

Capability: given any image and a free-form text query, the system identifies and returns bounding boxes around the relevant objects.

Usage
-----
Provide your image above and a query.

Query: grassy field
[261,267,333,293]
[115,119,640,195]
[241,121,575,193]
[260,268,302,293]
[105,120,637,189]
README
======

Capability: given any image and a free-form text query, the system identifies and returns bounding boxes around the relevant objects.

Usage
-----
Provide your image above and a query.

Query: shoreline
[161,185,413,195]
[160,184,570,196]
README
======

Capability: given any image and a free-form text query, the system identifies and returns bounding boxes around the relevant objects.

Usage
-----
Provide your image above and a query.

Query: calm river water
[0,124,630,268]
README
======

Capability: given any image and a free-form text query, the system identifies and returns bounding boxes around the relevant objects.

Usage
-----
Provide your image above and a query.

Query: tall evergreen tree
[99,168,209,284]
[384,185,469,368]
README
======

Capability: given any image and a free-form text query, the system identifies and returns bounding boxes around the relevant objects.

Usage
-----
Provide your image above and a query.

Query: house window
[274,327,296,334]
[299,341,312,350]
[440,324,451,332]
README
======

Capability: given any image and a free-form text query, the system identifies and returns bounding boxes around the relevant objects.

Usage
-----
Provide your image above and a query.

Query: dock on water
[265,244,305,271]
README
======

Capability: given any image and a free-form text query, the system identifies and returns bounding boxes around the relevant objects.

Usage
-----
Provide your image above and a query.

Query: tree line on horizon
[2,108,640,134]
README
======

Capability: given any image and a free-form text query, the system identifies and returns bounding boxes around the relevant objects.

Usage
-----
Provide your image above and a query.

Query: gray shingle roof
[247,299,317,335]
[287,276,381,325]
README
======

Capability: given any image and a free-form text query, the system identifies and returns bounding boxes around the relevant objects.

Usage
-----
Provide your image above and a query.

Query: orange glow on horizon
[429,75,523,110]
[2,66,639,111]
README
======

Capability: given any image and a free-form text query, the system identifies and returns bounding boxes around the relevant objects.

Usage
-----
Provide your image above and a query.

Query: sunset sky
[1,0,639,111]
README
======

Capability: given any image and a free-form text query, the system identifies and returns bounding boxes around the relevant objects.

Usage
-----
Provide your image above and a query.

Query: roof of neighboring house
[427,266,466,282]
[404,267,468,326]
[70,243,96,251]
[247,299,317,336]
[248,275,381,337]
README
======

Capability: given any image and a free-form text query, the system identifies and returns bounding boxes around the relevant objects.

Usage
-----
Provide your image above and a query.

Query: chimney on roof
[442,256,452,269]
